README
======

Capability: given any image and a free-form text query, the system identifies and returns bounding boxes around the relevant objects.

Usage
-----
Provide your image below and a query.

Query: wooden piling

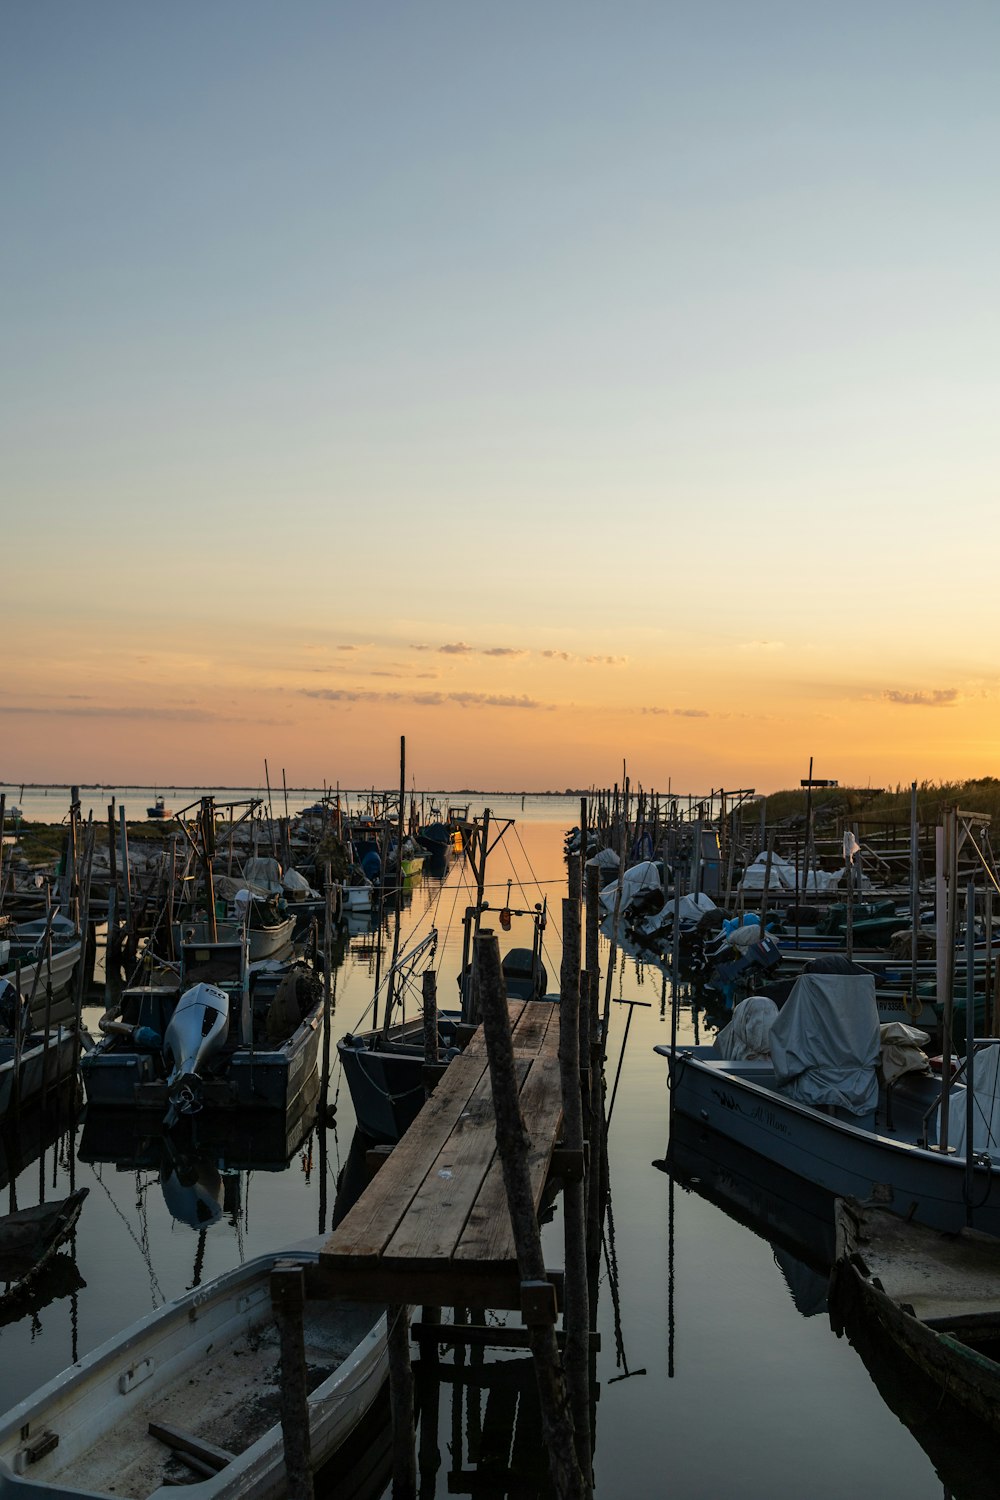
[270,1262,314,1500]
[559,897,593,1492]
[422,970,439,1090]
[387,1302,417,1499]
[584,865,603,1319]
[473,930,586,1500]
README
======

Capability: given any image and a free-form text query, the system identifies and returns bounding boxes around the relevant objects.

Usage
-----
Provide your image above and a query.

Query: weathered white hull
[659,1045,1000,1238]
[0,1243,387,1500]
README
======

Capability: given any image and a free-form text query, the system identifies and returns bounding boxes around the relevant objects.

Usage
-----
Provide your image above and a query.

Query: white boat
[656,970,1000,1238]
[173,913,296,962]
[0,1242,387,1500]
[1,918,82,1028]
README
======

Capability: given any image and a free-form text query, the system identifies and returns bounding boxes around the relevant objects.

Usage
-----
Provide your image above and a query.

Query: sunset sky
[4,2,999,793]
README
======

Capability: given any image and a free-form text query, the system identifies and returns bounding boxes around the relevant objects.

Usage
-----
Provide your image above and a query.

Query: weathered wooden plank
[148,1422,234,1472]
[453,1055,564,1268]
[322,1051,489,1261]
[509,1000,555,1056]
[381,1060,530,1266]
[463,1000,526,1055]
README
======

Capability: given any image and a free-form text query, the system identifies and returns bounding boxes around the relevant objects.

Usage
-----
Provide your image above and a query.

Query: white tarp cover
[599,860,661,913]
[282,868,318,897]
[739,854,843,895]
[946,1044,1000,1159]
[724,923,764,954]
[244,856,284,895]
[715,995,779,1060]
[879,1022,930,1085]
[586,848,620,870]
[769,972,880,1116]
[636,891,716,937]
[739,853,798,892]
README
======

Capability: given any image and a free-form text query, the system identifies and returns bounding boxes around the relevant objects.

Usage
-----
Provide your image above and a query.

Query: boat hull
[661,1046,1000,1237]
[0,1244,387,1500]
[0,1032,79,1121]
[338,1012,465,1143]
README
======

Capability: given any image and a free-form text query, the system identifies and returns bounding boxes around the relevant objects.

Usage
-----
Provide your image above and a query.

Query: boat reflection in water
[79,1068,323,1234]
[657,1116,997,1499]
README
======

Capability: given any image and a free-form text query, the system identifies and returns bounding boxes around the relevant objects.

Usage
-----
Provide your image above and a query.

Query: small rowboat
[0,1240,386,1500]
[0,1190,88,1303]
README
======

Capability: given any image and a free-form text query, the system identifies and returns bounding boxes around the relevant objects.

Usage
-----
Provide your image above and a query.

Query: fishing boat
[339,937,549,1143]
[0,1242,387,1500]
[173,903,296,963]
[81,933,323,1120]
[0,1190,88,1306]
[656,969,1000,1237]
[0,917,82,1029]
[830,1199,1000,1437]
[0,991,80,1123]
[146,796,171,821]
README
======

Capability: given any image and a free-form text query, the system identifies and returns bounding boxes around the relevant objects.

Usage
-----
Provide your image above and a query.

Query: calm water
[0,808,968,1497]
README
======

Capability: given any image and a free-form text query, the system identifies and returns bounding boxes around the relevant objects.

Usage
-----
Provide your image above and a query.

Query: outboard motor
[162,982,230,1124]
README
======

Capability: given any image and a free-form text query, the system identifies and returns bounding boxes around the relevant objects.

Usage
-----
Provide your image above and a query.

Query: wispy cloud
[883,688,961,709]
[302,688,546,710]
[438,641,474,655]
[641,706,709,718]
[738,640,785,652]
[585,654,628,666]
[541,649,574,662]
[1,704,252,723]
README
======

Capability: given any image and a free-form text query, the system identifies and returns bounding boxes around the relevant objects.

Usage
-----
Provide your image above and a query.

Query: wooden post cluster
[474,930,587,1500]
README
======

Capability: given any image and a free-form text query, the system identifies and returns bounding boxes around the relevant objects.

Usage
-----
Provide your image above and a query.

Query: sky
[3,1,999,794]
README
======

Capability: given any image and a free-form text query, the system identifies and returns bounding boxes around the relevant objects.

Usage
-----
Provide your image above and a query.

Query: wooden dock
[310,1000,563,1308]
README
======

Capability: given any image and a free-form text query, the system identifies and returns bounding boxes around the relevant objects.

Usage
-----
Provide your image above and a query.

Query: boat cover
[715,995,779,1060]
[739,854,844,894]
[947,1043,1000,1159]
[586,847,620,871]
[769,972,880,1116]
[640,892,717,936]
[599,860,662,913]
[879,1022,930,1085]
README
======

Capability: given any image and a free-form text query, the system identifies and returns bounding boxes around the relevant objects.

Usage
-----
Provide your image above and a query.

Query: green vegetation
[8,815,211,869]
[760,779,1000,828]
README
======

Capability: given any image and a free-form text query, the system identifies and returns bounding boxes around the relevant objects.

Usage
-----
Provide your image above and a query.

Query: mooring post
[387,1302,417,1499]
[422,969,439,1096]
[270,1262,314,1500]
[584,864,604,1319]
[560,897,593,1491]
[416,1307,441,1498]
[474,930,586,1500]
[105,802,121,1009]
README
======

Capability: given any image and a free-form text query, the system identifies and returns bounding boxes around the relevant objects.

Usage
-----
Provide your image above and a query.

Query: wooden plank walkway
[310,1000,563,1307]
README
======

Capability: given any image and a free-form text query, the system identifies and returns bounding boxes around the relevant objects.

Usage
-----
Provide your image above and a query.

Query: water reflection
[78,1074,323,1234]
[657,1108,993,1499]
